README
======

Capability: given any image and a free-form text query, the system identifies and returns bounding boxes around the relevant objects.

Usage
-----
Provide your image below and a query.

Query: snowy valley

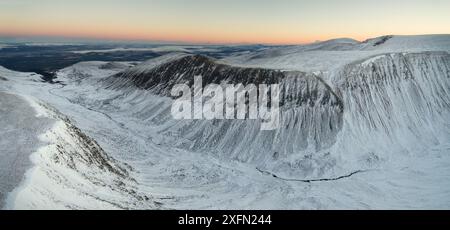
[0,35,450,209]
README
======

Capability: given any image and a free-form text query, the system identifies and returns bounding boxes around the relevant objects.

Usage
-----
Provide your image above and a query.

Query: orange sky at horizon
[0,0,449,45]
[0,27,343,45]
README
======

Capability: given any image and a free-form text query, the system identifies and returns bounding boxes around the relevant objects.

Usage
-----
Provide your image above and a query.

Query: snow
[128,52,191,74]
[70,45,224,54]
[221,34,450,72]
[0,93,53,208]
[0,44,12,50]
[0,35,449,209]
[4,119,147,210]
[24,43,81,46]
[0,65,155,209]
[71,46,194,54]
[71,45,225,54]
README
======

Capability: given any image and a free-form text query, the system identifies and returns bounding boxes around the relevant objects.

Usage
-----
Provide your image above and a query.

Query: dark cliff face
[106,54,283,93]
[104,54,344,112]
[100,54,345,158]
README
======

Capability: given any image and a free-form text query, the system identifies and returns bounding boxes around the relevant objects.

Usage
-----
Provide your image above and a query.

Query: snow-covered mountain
[1,34,450,209]
[98,54,344,178]
[222,34,450,72]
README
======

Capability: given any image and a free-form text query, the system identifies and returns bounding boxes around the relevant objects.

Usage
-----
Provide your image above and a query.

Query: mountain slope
[222,34,450,72]
[99,54,344,177]
[1,35,449,209]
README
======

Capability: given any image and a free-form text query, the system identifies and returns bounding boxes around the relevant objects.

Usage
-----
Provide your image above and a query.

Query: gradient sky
[0,0,449,44]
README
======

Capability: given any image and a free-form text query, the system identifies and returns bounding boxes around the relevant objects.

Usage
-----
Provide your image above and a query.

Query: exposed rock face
[334,52,450,157]
[98,51,450,177]
[101,55,344,174]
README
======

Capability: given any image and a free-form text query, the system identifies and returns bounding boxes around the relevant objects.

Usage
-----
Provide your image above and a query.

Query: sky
[0,0,449,44]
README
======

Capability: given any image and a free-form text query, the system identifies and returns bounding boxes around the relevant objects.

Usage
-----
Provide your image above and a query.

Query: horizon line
[1,33,450,46]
